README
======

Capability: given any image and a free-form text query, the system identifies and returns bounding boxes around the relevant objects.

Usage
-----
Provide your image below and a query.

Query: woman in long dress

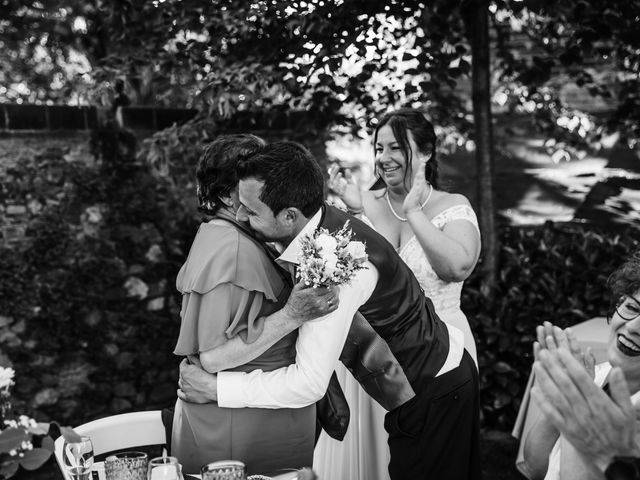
[318,108,482,480]
[171,134,335,476]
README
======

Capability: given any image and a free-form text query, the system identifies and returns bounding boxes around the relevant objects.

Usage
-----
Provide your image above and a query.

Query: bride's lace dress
[398,204,479,363]
[313,204,480,480]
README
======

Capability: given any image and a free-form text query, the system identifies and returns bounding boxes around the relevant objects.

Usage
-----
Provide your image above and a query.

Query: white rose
[315,233,338,256]
[124,276,149,300]
[84,205,103,224]
[345,241,367,260]
[0,367,15,390]
[324,253,339,276]
[145,244,163,263]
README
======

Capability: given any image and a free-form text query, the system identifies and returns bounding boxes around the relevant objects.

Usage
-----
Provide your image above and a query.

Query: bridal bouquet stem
[297,221,368,288]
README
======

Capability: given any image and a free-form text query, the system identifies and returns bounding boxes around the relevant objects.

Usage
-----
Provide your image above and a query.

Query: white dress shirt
[217,209,464,409]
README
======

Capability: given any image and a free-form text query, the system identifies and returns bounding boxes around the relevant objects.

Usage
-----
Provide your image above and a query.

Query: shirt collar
[275,208,323,265]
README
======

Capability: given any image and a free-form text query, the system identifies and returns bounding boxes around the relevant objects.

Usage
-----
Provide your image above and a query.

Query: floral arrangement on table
[0,366,78,479]
[297,221,368,288]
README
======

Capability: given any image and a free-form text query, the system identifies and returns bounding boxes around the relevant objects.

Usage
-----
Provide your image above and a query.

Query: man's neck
[281,217,311,247]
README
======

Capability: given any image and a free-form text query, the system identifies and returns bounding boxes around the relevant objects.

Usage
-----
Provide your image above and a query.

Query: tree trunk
[464,0,499,300]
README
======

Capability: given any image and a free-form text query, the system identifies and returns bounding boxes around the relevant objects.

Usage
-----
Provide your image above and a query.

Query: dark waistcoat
[320,204,451,404]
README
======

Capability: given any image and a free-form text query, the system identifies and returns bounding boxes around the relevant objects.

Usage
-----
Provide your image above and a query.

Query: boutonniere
[297,221,368,288]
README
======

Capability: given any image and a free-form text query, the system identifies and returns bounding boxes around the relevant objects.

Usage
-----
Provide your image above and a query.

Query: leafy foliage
[0,126,199,425]
[0,366,81,479]
[2,125,639,434]
[465,221,640,429]
[3,0,639,150]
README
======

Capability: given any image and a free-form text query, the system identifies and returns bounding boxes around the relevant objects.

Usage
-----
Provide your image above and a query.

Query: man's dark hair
[236,141,324,217]
[196,134,266,215]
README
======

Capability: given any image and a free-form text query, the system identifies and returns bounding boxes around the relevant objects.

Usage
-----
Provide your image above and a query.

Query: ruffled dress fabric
[171,219,315,476]
[313,204,480,480]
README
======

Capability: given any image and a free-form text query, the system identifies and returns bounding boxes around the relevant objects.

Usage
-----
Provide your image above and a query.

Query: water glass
[201,460,246,480]
[62,436,94,480]
[147,456,182,480]
[105,451,148,480]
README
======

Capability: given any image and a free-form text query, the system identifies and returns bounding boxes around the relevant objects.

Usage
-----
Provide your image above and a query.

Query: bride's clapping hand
[328,166,362,213]
[403,155,430,216]
[534,321,595,379]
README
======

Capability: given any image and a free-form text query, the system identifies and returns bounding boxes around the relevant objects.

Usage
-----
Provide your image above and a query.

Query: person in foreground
[324,108,481,480]
[179,141,481,480]
[171,135,339,475]
[522,251,640,480]
[533,347,640,480]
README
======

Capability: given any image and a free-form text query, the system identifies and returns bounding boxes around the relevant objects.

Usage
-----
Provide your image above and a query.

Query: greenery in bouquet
[0,366,79,479]
[297,221,368,288]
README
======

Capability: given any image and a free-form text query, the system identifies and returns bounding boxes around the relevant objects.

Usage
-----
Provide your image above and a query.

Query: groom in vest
[178,141,480,480]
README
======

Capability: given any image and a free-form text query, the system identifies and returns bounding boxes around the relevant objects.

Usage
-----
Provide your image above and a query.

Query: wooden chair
[54,410,169,480]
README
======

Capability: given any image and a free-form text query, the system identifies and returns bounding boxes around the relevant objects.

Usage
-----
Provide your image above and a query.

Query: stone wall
[0,131,93,245]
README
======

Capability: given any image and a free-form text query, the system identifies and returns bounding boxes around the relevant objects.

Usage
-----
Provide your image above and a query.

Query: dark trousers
[385,351,481,480]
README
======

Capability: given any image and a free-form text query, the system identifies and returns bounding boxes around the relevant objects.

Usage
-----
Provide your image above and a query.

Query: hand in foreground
[328,166,363,212]
[177,358,218,404]
[531,348,640,473]
[403,155,431,216]
[534,321,595,379]
[283,281,339,323]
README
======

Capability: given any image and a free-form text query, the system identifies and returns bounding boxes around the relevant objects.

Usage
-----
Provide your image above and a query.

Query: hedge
[0,123,638,432]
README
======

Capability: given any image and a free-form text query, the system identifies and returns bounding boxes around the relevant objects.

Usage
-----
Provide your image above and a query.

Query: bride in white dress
[316,108,481,480]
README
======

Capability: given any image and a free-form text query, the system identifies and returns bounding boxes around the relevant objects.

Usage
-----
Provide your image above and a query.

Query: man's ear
[279,207,303,224]
[218,195,234,208]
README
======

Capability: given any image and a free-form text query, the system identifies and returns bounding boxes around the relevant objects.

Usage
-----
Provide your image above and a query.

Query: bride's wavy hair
[196,134,266,215]
[371,108,439,191]
[606,249,640,321]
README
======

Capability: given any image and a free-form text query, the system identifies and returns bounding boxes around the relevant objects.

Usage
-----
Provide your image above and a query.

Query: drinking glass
[105,451,148,480]
[147,456,182,480]
[62,436,94,480]
[201,460,246,480]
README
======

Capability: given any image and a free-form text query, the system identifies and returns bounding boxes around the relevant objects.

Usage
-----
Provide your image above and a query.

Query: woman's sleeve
[436,204,480,233]
[173,283,267,356]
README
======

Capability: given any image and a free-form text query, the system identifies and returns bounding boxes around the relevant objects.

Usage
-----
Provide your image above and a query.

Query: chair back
[54,410,167,479]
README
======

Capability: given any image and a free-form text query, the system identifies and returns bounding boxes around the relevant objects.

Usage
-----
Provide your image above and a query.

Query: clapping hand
[283,281,340,323]
[328,165,363,213]
[403,154,430,216]
[534,321,595,379]
[531,349,640,473]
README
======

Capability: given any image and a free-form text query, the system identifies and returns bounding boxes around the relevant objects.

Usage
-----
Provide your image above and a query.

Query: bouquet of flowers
[0,366,79,479]
[297,221,368,288]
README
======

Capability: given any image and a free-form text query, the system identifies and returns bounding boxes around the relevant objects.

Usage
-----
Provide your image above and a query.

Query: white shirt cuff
[217,371,248,407]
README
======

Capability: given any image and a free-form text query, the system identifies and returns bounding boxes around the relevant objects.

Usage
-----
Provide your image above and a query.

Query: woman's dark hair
[236,141,324,217]
[372,108,439,190]
[196,134,266,215]
[607,250,640,319]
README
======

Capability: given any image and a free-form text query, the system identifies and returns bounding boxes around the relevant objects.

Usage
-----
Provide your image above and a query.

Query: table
[93,461,301,480]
